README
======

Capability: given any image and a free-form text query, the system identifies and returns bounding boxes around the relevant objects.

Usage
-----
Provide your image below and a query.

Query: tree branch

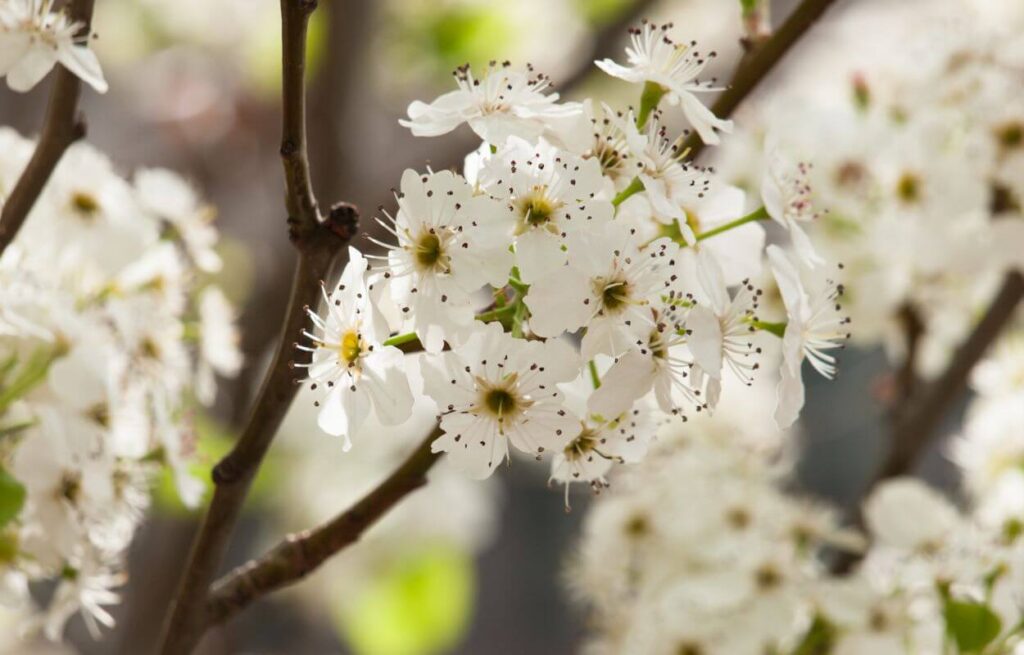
[877,270,1024,481]
[831,270,1024,574]
[157,2,357,653]
[0,0,96,257]
[682,0,841,161]
[204,427,444,628]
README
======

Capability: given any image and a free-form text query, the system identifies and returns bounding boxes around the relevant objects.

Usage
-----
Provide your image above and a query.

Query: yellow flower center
[339,330,362,365]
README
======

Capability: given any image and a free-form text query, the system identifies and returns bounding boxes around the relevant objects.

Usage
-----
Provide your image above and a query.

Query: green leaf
[944,598,1002,653]
[153,412,279,515]
[0,467,26,529]
[337,545,474,655]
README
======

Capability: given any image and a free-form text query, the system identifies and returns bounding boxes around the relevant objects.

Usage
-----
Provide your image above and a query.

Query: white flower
[10,410,115,566]
[588,301,707,419]
[399,61,581,145]
[478,137,612,283]
[195,286,242,406]
[767,245,849,429]
[377,169,512,352]
[595,22,732,145]
[43,554,122,640]
[863,478,960,552]
[0,0,107,93]
[134,168,222,273]
[300,248,414,451]
[21,142,157,279]
[761,148,824,267]
[549,372,654,503]
[685,249,761,406]
[525,224,678,358]
[614,107,711,234]
[423,322,580,479]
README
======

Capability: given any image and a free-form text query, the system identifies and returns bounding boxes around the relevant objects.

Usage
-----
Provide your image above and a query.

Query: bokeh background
[0,0,982,652]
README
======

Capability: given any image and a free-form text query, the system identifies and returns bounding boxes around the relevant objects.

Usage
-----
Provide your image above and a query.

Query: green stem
[475,304,518,323]
[746,317,786,338]
[612,177,645,208]
[588,360,601,389]
[636,81,667,130]
[694,206,770,242]
[382,332,420,348]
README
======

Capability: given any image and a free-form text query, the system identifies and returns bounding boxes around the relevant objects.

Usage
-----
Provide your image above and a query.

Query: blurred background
[0,0,992,652]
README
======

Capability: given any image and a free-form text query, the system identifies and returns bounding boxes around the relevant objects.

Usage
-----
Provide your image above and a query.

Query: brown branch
[682,0,841,161]
[887,303,925,411]
[877,270,1024,481]
[204,427,443,627]
[831,270,1024,574]
[0,0,96,256]
[156,2,357,653]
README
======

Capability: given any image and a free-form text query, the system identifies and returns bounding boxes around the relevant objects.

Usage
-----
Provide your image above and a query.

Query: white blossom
[399,61,581,145]
[423,323,580,479]
[595,22,732,144]
[0,0,106,93]
[300,249,414,451]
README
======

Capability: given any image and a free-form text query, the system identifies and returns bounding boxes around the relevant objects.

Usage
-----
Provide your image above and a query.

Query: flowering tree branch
[0,0,95,257]
[204,427,443,628]
[682,0,840,160]
[878,270,1024,481]
[157,2,357,653]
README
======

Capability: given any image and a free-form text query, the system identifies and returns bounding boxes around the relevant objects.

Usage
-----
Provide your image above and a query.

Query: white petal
[588,349,656,418]
[0,32,31,76]
[58,44,107,93]
[6,45,56,92]
[686,305,723,379]
[774,354,805,429]
[515,229,565,283]
[524,268,592,337]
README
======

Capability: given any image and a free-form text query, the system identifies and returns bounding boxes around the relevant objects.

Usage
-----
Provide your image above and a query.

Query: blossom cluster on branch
[303,23,849,498]
[0,128,240,638]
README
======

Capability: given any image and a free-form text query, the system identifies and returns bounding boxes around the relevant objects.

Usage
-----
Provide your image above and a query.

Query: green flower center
[71,191,100,216]
[896,172,921,203]
[415,232,443,268]
[484,388,516,416]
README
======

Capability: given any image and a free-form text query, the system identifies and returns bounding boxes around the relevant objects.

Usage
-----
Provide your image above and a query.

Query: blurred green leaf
[944,598,1002,653]
[423,7,510,71]
[575,0,632,26]
[243,5,327,97]
[337,545,475,655]
[153,412,279,515]
[0,466,26,529]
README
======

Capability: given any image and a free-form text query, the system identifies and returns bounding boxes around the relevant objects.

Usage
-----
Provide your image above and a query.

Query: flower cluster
[302,22,850,494]
[572,416,1024,655]
[0,128,240,638]
[714,16,1024,377]
[570,393,863,655]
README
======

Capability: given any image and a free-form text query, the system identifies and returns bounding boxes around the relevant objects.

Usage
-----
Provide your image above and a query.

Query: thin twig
[682,0,841,161]
[0,0,96,256]
[156,2,357,653]
[205,428,443,627]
